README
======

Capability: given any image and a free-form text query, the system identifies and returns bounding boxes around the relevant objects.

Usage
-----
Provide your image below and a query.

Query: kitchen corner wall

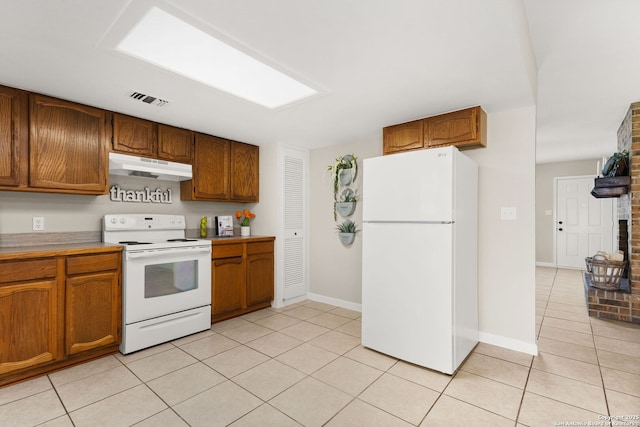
[464,105,536,354]
[308,105,537,355]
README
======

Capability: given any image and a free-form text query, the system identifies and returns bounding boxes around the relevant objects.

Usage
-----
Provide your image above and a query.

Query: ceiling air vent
[127,91,169,107]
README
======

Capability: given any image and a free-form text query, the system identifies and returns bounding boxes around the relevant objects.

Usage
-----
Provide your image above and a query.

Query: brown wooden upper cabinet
[230,141,259,202]
[383,106,487,155]
[157,124,193,164]
[0,85,28,188]
[112,113,156,157]
[112,113,193,164]
[30,94,110,194]
[382,119,424,155]
[181,133,259,202]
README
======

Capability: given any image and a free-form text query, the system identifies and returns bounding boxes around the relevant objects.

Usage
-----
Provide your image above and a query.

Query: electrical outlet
[32,217,45,231]
[500,207,517,221]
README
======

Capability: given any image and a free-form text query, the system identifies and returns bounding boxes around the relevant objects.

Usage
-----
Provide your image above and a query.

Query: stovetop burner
[104,214,212,251]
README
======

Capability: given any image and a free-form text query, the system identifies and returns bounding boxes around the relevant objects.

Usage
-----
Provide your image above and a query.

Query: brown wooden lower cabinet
[65,253,121,356]
[211,237,275,323]
[0,258,61,376]
[212,249,244,318]
[0,247,122,387]
[246,242,275,307]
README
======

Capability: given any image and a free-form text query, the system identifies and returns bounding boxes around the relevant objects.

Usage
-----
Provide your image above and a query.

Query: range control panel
[104,214,186,231]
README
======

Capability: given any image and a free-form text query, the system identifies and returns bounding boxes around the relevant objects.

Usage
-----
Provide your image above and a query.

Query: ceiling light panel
[117,7,317,109]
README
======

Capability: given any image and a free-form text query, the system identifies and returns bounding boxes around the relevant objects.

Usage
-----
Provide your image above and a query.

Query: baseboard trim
[478,331,538,356]
[536,261,555,268]
[303,296,538,356]
[272,294,307,309]
[307,293,362,312]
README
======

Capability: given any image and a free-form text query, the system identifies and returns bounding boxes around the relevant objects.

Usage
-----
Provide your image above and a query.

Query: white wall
[464,106,537,354]
[309,139,382,307]
[251,144,279,237]
[309,105,537,354]
[0,175,247,236]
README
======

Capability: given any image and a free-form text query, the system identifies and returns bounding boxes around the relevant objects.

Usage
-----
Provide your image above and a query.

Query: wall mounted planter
[329,154,358,244]
[339,232,356,246]
[339,169,353,185]
[336,201,356,217]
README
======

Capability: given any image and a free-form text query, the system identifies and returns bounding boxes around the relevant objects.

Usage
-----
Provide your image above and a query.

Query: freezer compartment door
[363,147,454,222]
[362,222,454,374]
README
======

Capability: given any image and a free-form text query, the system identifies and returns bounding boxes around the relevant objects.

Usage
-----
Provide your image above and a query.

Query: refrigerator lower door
[362,222,454,374]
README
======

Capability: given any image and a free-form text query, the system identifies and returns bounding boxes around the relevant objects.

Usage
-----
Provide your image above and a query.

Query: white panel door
[556,176,615,268]
[281,148,307,302]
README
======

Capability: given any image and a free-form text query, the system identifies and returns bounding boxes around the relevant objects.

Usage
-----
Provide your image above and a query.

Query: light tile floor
[1,267,639,426]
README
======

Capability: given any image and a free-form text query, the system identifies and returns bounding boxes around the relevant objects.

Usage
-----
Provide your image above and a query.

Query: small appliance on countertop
[215,215,234,237]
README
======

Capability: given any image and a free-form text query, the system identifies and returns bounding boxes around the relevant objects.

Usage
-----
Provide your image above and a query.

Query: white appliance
[108,152,192,181]
[103,214,211,354]
[361,146,478,375]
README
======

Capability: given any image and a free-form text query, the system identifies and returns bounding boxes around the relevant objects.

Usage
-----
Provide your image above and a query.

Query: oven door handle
[126,246,211,260]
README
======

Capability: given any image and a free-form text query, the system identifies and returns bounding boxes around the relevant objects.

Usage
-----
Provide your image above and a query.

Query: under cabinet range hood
[108,152,192,181]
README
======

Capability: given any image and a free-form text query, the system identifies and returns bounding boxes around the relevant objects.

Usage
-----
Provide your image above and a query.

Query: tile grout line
[514,267,557,426]
[529,269,619,420]
[589,314,612,417]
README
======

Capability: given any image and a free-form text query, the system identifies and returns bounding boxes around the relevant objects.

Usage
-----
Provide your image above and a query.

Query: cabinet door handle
[214,258,243,267]
[559,228,563,231]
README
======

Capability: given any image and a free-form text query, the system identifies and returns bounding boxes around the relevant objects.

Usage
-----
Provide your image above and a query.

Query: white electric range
[103,214,211,354]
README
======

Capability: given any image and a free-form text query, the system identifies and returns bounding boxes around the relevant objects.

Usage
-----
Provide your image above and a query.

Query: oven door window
[145,259,198,298]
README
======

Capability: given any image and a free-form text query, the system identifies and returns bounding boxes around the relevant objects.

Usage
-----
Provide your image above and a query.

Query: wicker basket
[585,257,626,290]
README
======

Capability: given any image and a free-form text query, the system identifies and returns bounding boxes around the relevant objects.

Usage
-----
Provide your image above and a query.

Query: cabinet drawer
[247,242,274,255]
[0,259,57,284]
[212,244,243,259]
[66,253,120,275]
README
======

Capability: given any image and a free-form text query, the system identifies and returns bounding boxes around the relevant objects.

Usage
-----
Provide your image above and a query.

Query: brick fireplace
[586,102,640,324]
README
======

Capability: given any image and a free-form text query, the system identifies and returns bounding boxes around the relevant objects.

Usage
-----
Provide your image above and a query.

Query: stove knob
[110,217,117,224]
[119,217,126,224]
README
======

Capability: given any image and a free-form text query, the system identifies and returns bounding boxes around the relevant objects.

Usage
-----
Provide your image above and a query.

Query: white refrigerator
[361,146,478,375]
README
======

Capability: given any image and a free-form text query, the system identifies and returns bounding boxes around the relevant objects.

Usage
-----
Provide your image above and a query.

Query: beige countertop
[0,242,123,261]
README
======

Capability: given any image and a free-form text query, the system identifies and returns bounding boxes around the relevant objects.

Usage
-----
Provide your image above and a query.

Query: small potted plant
[327,154,357,202]
[335,188,358,219]
[336,219,358,246]
[235,209,256,236]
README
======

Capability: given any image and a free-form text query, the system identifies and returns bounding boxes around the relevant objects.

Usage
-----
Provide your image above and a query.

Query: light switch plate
[501,207,517,220]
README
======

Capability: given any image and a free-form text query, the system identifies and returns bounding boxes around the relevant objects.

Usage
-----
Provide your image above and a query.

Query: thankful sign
[109,185,173,204]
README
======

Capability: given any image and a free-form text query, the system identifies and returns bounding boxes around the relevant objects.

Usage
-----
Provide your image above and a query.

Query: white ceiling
[0,0,638,163]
